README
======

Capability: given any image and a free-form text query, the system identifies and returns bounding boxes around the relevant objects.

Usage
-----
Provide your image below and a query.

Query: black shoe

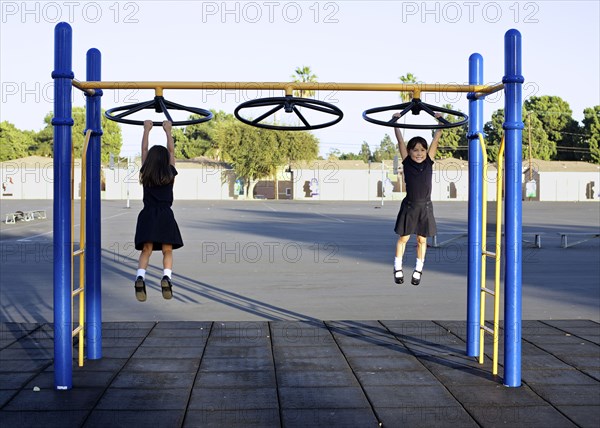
[161,276,173,300]
[134,276,147,302]
[394,269,404,284]
[411,270,422,286]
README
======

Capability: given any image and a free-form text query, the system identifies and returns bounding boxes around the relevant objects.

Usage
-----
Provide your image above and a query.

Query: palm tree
[291,66,318,98]
[396,73,419,134]
[399,72,418,102]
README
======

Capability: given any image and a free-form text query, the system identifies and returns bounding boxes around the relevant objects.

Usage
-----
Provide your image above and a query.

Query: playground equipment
[235,95,343,130]
[362,97,470,129]
[52,22,524,390]
[104,95,213,126]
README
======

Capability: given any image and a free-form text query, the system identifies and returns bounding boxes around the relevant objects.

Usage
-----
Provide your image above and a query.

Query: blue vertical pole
[52,22,74,390]
[85,49,103,360]
[503,29,524,387]
[466,53,484,357]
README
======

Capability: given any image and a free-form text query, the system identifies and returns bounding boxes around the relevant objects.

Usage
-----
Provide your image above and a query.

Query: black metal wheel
[234,96,343,130]
[363,98,468,129]
[105,96,213,126]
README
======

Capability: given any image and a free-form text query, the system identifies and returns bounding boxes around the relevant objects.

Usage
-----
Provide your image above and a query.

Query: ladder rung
[480,324,494,335]
[72,325,83,337]
[72,287,84,297]
[481,287,495,296]
[73,248,85,256]
[483,251,496,257]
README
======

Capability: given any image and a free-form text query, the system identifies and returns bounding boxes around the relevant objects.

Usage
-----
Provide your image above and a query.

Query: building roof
[524,159,600,172]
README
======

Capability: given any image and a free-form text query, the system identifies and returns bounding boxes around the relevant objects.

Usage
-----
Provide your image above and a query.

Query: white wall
[103,167,234,200]
[2,162,599,202]
[539,172,600,201]
[1,163,54,199]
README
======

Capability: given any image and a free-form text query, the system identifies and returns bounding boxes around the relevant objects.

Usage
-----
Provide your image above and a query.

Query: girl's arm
[141,120,152,164]
[393,114,408,160]
[163,121,175,166]
[428,113,443,160]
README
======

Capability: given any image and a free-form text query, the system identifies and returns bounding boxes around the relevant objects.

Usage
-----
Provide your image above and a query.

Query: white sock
[163,269,172,279]
[394,257,403,271]
[136,269,146,280]
[415,258,424,272]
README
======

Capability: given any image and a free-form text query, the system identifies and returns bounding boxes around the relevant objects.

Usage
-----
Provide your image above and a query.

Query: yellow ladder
[71,129,92,367]
[478,134,505,375]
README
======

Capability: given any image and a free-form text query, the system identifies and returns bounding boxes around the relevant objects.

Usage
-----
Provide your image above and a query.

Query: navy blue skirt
[135,206,184,251]
[394,199,437,237]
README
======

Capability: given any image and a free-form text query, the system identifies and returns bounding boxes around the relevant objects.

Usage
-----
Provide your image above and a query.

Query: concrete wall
[2,161,598,202]
[103,167,237,200]
[0,162,55,199]
[538,172,600,201]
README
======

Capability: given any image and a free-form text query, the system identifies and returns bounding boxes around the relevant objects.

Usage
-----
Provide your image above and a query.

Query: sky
[1,0,599,158]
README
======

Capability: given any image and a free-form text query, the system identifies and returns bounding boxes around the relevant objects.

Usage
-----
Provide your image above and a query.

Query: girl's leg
[161,244,174,299]
[394,235,410,283]
[416,235,427,264]
[138,242,153,271]
[161,244,173,272]
[396,235,411,259]
[412,235,428,285]
[135,243,153,302]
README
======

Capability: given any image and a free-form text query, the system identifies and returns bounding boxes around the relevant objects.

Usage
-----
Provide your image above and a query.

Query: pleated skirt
[394,199,437,237]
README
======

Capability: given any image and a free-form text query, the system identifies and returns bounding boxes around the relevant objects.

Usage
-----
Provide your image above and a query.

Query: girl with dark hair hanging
[392,113,443,286]
[134,120,183,301]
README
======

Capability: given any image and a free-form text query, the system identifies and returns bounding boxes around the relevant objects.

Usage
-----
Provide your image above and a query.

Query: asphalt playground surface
[0,200,599,426]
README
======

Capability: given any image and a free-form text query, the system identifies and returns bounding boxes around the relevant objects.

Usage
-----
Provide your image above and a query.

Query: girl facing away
[134,120,184,301]
[392,113,442,286]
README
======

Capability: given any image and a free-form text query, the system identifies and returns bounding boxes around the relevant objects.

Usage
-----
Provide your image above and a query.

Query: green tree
[524,96,580,160]
[274,129,319,166]
[582,106,600,163]
[32,108,122,162]
[0,121,35,161]
[484,108,554,162]
[214,121,277,198]
[211,118,319,198]
[399,73,418,102]
[373,134,398,162]
[291,66,318,98]
[358,141,372,162]
[339,152,362,160]
[33,119,54,157]
[396,73,419,135]
[180,110,318,165]
[179,110,235,160]
[435,104,468,159]
[172,127,190,159]
[326,148,341,160]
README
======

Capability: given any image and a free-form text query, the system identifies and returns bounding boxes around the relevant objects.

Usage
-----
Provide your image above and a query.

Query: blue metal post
[52,22,74,390]
[503,29,524,387]
[85,48,103,360]
[466,53,484,357]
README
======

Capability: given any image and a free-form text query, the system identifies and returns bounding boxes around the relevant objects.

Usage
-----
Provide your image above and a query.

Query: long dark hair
[139,145,174,187]
[407,136,428,151]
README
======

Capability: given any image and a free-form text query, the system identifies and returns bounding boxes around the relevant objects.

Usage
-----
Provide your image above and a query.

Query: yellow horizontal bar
[73,80,501,94]
[481,287,496,296]
[470,82,505,99]
[72,325,83,336]
[484,251,496,258]
[72,79,96,95]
